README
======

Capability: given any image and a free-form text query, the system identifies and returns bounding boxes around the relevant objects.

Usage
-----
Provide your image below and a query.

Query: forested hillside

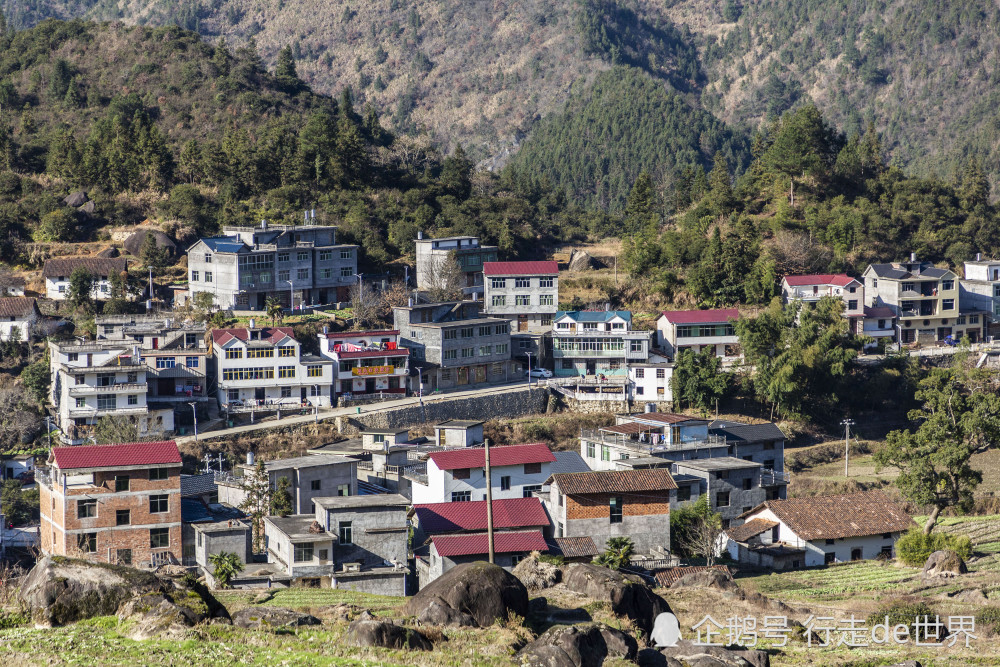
[0,20,600,271]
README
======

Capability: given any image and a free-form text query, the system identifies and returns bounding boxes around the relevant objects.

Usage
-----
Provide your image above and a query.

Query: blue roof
[181,497,245,523]
[555,310,632,323]
[201,236,246,253]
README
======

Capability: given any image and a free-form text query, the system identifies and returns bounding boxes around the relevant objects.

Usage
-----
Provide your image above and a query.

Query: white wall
[410,459,551,503]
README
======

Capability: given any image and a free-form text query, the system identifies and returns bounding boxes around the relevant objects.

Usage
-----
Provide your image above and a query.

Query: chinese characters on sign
[691,615,977,649]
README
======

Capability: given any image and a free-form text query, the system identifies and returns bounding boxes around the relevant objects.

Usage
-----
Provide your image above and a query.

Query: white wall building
[211,325,335,414]
[482,261,559,332]
[656,309,740,360]
[0,297,40,341]
[43,257,128,301]
[960,256,1000,327]
[781,274,864,318]
[628,352,673,403]
[409,443,556,504]
[317,329,409,404]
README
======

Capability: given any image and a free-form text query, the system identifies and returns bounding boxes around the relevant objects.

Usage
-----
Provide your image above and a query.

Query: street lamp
[188,402,198,442]
[286,280,294,313]
[525,352,534,387]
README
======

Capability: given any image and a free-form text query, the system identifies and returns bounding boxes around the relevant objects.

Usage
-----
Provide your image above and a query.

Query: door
[117,549,132,566]
[518,315,528,332]
[257,293,267,310]
[586,361,596,376]
[851,548,862,561]
[254,387,265,401]
[151,337,158,350]
[474,365,487,383]
[457,367,469,385]
[300,387,307,402]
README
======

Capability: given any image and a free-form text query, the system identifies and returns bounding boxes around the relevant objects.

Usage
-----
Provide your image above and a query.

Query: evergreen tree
[623,171,660,234]
[958,158,989,213]
[440,145,473,199]
[706,151,735,214]
[275,45,303,92]
[270,476,293,516]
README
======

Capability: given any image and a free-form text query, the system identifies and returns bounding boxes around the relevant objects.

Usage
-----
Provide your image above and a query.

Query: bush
[866,600,937,634]
[976,606,1000,635]
[896,527,972,566]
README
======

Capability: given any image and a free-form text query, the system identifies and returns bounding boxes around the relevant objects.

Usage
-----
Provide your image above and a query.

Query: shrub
[866,600,937,634]
[976,606,1000,635]
[896,527,972,566]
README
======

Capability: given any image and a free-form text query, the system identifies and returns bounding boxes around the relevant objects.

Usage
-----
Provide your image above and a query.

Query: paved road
[174,379,542,444]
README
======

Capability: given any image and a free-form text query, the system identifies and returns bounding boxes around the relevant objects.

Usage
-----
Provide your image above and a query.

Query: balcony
[68,383,147,396]
[581,429,727,453]
[760,469,790,485]
[67,405,148,419]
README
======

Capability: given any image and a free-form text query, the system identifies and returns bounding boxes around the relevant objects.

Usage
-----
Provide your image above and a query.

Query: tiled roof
[740,490,914,541]
[482,261,559,276]
[431,529,547,557]
[726,518,779,542]
[211,327,295,345]
[546,536,599,559]
[413,497,548,532]
[549,469,677,495]
[633,412,700,425]
[653,565,731,588]
[552,451,591,475]
[0,297,38,318]
[783,274,858,287]
[43,256,128,279]
[51,441,181,470]
[427,443,555,470]
[555,310,632,323]
[180,472,217,497]
[659,308,739,324]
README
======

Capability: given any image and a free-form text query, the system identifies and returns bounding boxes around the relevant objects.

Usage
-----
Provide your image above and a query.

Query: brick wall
[565,491,671,520]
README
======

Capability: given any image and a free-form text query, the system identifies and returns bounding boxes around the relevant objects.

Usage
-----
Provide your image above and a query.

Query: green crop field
[738,560,920,601]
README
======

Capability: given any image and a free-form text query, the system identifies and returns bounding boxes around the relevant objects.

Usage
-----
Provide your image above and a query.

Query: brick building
[38,441,183,567]
[543,469,676,555]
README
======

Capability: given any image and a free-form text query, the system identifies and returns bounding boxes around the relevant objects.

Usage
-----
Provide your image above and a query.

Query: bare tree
[351,282,385,330]
[675,504,725,566]
[0,376,41,450]
[239,459,271,553]
[425,253,465,302]
[766,231,833,276]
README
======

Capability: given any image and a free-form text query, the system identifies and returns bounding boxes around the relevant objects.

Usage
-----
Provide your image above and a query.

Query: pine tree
[239,459,271,553]
[706,151,735,214]
[275,46,303,92]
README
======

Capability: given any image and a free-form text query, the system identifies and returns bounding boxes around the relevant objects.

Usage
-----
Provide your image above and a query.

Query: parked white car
[525,368,553,378]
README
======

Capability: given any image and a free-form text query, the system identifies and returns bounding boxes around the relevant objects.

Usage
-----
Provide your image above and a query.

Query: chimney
[977,253,983,261]
[261,219,267,230]
[910,252,917,262]
[248,317,256,330]
[247,451,255,466]
[417,231,423,240]
[408,297,413,307]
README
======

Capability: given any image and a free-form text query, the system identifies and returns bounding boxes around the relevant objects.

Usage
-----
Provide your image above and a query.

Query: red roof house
[658,308,740,324]
[50,441,182,470]
[427,443,555,470]
[413,497,549,533]
[482,261,559,276]
[782,274,858,287]
[430,530,548,557]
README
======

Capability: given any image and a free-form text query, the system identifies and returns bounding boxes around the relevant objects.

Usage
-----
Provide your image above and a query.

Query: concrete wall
[325,505,408,569]
[273,463,356,515]
[333,570,406,596]
[547,488,671,554]
[194,524,252,570]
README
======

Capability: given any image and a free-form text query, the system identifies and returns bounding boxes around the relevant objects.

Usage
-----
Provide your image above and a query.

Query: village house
[217,453,357,516]
[864,253,984,345]
[43,256,128,301]
[0,297,40,342]
[482,260,559,365]
[542,469,676,556]
[433,419,484,447]
[1,276,25,296]
[211,325,335,416]
[185,222,359,310]
[263,494,409,595]
[317,329,409,405]
[414,233,498,297]
[409,443,556,504]
[781,274,864,320]
[627,351,674,404]
[656,309,740,361]
[393,300,518,391]
[48,339,175,444]
[721,490,913,569]
[959,254,1000,335]
[412,497,550,587]
[552,311,651,379]
[670,457,784,527]
[38,441,183,568]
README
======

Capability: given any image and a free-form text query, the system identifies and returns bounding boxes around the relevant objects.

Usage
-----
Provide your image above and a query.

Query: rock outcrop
[517,623,637,667]
[657,639,770,667]
[231,606,321,629]
[923,550,967,579]
[404,561,529,627]
[345,611,432,650]
[562,563,670,637]
[513,554,560,591]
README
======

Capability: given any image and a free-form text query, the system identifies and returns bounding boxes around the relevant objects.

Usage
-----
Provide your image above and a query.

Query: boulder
[121,595,208,641]
[562,563,671,637]
[124,228,177,258]
[568,250,595,272]
[669,570,735,591]
[517,623,637,667]
[315,603,361,622]
[923,550,967,579]
[78,201,96,215]
[513,554,560,591]
[231,606,321,630]
[20,555,170,626]
[659,639,770,667]
[345,612,432,651]
[64,191,88,207]
[404,562,529,628]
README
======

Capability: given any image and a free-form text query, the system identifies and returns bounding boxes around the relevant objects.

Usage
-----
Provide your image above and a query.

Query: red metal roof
[431,529,548,557]
[211,327,295,345]
[336,349,409,359]
[659,308,740,324]
[427,443,555,471]
[51,441,181,470]
[783,274,858,287]
[482,261,559,277]
[413,497,548,532]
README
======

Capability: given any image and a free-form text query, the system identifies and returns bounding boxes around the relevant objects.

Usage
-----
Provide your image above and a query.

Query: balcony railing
[581,429,727,453]
[69,383,148,396]
[760,469,790,485]
[67,405,147,418]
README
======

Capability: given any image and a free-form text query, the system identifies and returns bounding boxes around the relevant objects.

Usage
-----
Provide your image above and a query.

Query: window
[523,485,542,498]
[78,533,97,553]
[601,445,610,461]
[307,365,322,377]
[491,278,506,289]
[971,315,980,324]
[495,343,508,355]
[297,268,309,280]
[491,295,506,307]
[500,476,511,491]
[583,322,598,331]
[278,270,289,281]
[319,250,332,261]
[443,329,459,341]
[540,294,554,306]
[715,492,730,507]
[479,346,492,356]
[340,249,353,260]
[191,270,199,282]
[156,357,176,369]
[319,549,329,561]
[204,253,212,263]
[587,442,595,458]
[743,478,752,490]
[247,349,274,359]
[294,543,314,562]
[824,552,836,564]
[278,366,295,378]
[116,509,130,526]
[117,549,132,566]
[461,327,475,338]
[341,267,352,277]
[655,368,666,379]
[150,528,170,549]
[319,268,332,279]
[677,485,691,502]
[297,251,309,262]
[222,368,275,381]
[338,521,353,545]
[337,484,350,496]
[847,299,857,310]
[311,480,321,491]
[635,386,644,395]
[825,538,835,545]
[443,349,457,360]
[943,299,955,310]
[495,324,508,335]
[75,398,85,409]
[225,348,243,359]
[115,475,130,492]
[540,277,554,288]
[514,277,530,288]
[478,325,493,337]
[205,272,213,283]
[281,386,292,398]
[524,462,541,475]
[609,496,623,523]
[149,495,169,513]
[185,356,200,368]
[278,252,290,263]
[149,468,168,481]
[77,499,97,518]
[461,347,474,358]
[942,280,954,291]
[451,491,471,502]
[453,468,471,480]
[67,352,78,362]
[763,441,775,451]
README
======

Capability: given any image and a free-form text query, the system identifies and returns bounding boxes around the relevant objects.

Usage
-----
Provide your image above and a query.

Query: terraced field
[738,560,920,602]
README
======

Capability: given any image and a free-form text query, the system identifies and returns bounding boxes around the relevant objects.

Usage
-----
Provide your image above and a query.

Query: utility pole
[525,352,534,387]
[841,418,855,477]
[484,438,495,564]
[188,402,198,442]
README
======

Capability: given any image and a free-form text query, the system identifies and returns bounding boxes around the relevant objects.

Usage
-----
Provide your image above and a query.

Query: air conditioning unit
[341,562,361,573]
